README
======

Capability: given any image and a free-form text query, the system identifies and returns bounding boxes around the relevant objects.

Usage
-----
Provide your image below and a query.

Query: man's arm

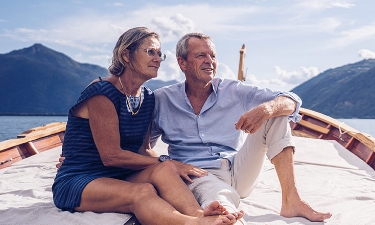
[262,96,297,118]
[235,96,297,134]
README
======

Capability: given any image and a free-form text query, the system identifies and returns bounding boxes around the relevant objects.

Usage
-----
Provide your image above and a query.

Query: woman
[52,27,243,225]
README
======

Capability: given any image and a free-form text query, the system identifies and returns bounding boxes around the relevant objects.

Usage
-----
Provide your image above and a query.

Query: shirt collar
[181,77,221,96]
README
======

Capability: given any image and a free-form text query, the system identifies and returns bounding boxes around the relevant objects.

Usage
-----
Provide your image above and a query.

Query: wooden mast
[237,44,246,81]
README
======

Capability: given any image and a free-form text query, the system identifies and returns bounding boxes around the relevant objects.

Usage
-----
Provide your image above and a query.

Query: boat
[0,122,66,169]
[290,107,375,170]
[1,45,375,225]
[1,109,374,171]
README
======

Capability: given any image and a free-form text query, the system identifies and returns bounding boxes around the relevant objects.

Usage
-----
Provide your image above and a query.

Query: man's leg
[232,116,331,221]
[232,116,294,197]
[188,171,246,225]
[272,146,332,221]
[188,170,241,213]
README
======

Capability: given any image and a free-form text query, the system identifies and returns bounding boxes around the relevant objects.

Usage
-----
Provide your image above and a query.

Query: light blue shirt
[151,78,302,169]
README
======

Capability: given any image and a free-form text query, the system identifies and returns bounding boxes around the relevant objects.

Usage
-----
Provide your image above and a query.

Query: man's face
[180,37,217,84]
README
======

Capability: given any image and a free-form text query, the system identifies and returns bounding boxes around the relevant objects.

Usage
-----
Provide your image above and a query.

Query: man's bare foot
[280,199,331,222]
[203,201,229,216]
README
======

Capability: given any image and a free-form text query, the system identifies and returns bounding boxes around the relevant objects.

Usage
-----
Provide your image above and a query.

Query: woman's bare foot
[280,199,331,222]
[203,201,229,216]
[189,210,244,225]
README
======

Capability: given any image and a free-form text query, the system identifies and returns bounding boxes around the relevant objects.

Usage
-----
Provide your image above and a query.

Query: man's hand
[171,160,208,183]
[235,104,271,134]
[235,96,296,134]
[56,154,65,169]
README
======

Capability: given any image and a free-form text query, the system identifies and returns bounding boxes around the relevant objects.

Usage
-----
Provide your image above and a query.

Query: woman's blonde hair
[108,27,160,76]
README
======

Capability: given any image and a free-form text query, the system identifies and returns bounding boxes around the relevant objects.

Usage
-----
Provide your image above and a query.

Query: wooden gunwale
[1,108,374,170]
[0,122,66,169]
[290,108,375,170]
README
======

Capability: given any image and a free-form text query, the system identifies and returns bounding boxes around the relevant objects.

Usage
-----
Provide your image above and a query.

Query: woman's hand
[171,160,208,183]
[56,154,65,169]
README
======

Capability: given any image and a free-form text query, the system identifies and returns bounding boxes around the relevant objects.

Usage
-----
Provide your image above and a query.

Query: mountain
[2,43,374,118]
[0,44,177,115]
[291,59,375,118]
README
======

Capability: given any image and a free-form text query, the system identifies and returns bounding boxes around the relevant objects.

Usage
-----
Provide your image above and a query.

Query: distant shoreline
[0,113,68,116]
[0,113,374,119]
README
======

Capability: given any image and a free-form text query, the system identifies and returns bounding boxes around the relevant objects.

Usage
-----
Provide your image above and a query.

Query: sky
[1,0,374,91]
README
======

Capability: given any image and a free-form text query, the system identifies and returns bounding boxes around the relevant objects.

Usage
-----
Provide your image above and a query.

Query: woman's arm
[138,123,159,157]
[87,95,159,170]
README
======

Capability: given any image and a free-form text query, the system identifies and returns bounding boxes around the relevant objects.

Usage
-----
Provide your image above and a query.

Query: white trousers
[188,116,295,213]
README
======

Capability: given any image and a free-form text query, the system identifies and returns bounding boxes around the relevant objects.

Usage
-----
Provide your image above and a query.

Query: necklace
[118,77,142,115]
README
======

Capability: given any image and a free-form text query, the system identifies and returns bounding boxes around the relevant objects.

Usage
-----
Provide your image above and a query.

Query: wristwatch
[158,155,171,162]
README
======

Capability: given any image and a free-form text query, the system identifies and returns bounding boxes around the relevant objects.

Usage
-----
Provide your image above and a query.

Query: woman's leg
[127,160,228,218]
[75,177,241,225]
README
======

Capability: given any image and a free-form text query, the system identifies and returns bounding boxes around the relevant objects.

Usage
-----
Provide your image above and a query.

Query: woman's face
[129,36,163,80]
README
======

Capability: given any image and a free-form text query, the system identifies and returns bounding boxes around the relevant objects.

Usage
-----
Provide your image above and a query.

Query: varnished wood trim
[297,119,330,135]
[0,122,66,152]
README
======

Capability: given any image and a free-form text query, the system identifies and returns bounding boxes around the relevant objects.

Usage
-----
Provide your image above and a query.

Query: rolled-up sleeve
[237,82,302,123]
[277,92,302,123]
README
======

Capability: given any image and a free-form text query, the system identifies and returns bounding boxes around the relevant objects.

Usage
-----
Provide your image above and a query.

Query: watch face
[159,155,170,162]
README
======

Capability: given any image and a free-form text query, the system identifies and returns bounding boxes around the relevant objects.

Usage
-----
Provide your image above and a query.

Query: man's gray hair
[176,33,213,60]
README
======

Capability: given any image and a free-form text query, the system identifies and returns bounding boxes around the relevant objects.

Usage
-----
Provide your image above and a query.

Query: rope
[338,122,348,141]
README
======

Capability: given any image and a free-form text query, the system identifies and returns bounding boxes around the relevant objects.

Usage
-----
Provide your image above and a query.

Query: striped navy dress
[52,79,155,212]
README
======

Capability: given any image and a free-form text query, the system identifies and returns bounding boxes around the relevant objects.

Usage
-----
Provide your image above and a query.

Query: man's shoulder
[154,82,182,95]
[213,78,241,89]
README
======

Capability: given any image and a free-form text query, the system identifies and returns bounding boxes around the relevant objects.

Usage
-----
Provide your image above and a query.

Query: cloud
[152,14,195,41]
[2,23,118,53]
[113,3,124,7]
[274,66,319,84]
[358,49,375,59]
[1,1,368,77]
[244,66,319,90]
[324,23,375,49]
[156,50,184,82]
[216,63,237,80]
[330,2,355,8]
[1,2,338,56]
[245,74,285,89]
[138,3,267,35]
[293,0,355,11]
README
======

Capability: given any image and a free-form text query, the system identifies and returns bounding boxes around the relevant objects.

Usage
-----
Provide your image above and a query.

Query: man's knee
[266,116,290,131]
[189,174,240,209]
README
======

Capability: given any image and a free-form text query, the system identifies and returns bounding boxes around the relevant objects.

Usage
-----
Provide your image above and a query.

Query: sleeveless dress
[52,79,155,212]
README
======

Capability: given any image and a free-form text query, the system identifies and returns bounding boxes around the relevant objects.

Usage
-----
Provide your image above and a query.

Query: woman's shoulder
[86,77,118,91]
[78,78,120,102]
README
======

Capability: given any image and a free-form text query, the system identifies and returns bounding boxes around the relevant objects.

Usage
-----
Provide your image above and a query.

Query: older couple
[53,27,331,224]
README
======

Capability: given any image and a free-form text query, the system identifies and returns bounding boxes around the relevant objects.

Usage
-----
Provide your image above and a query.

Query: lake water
[0,116,375,142]
[0,116,68,142]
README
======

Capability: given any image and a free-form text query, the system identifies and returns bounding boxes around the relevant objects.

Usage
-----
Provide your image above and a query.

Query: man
[151,33,332,222]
